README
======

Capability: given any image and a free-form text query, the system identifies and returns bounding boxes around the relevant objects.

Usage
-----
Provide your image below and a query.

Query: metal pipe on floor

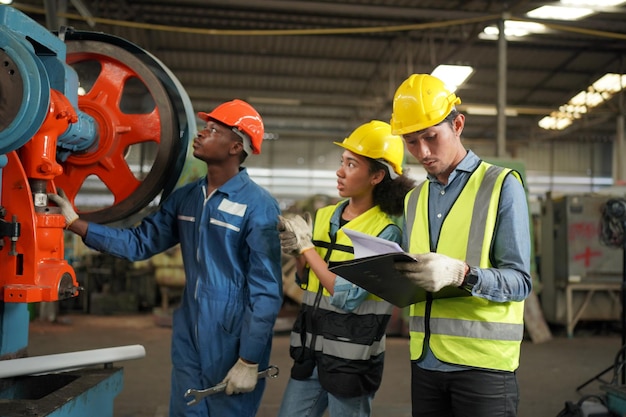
[0,344,146,378]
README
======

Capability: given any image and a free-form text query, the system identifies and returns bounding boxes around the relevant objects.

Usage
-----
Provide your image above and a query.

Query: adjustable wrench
[184,365,279,406]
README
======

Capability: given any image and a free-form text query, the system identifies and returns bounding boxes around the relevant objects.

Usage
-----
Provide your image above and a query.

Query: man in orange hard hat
[50,99,283,417]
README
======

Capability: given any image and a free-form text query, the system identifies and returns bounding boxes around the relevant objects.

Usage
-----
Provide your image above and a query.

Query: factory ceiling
[10,0,626,150]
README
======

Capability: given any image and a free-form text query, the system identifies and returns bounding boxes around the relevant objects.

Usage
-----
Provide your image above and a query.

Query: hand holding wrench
[184,365,279,406]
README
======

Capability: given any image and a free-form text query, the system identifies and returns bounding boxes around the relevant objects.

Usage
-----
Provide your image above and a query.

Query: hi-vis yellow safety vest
[404,162,525,372]
[289,202,396,397]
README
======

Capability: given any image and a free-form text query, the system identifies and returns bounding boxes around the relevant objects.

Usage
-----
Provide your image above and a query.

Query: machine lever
[0,214,20,255]
[184,365,279,406]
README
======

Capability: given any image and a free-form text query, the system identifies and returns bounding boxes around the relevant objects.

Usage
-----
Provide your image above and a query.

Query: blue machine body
[0,6,158,416]
[0,5,98,157]
[0,368,124,417]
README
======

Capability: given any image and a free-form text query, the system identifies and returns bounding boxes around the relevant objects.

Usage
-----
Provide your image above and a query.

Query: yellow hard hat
[334,120,404,177]
[390,74,461,135]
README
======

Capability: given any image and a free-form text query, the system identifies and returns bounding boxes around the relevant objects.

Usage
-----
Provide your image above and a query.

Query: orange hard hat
[198,99,264,154]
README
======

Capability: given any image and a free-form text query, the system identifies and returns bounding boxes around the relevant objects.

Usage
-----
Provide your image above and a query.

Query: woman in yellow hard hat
[276,120,416,417]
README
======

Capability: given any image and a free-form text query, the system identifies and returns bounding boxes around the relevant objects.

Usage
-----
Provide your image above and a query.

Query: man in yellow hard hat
[390,74,532,417]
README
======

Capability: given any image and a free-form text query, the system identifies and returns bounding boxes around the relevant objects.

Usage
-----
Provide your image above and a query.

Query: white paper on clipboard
[335,228,470,307]
[342,228,403,258]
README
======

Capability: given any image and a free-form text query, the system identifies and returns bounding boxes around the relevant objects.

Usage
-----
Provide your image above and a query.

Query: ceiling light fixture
[479,21,547,40]
[480,0,615,40]
[431,64,474,93]
[464,105,518,117]
[527,5,594,20]
[539,73,626,130]
[561,0,626,7]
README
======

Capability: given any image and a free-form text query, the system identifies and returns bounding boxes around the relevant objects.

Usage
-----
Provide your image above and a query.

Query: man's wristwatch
[461,265,479,292]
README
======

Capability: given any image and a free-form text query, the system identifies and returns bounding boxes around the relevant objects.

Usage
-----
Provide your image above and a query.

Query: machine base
[0,367,123,417]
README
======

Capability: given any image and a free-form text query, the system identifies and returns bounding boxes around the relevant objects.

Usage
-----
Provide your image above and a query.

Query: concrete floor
[25,313,625,417]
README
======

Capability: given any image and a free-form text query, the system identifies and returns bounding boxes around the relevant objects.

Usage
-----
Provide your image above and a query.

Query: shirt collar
[202,167,249,198]
[426,149,480,185]
[330,200,349,227]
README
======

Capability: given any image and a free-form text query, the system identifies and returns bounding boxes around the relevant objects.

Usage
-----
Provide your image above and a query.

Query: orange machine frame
[1,89,80,303]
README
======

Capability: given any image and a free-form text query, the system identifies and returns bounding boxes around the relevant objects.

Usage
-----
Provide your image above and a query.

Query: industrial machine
[540,192,626,337]
[0,5,195,415]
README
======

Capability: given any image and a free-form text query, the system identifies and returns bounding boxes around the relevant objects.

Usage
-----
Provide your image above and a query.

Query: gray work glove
[222,358,258,395]
[47,189,79,228]
[277,213,314,256]
[395,252,467,292]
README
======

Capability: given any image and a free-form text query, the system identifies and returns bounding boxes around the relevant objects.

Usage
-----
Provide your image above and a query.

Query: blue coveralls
[83,168,283,417]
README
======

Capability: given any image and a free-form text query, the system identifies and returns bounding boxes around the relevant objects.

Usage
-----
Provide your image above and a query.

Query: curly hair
[368,159,417,216]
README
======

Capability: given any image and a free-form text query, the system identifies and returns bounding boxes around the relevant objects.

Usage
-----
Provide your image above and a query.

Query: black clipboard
[329,252,470,308]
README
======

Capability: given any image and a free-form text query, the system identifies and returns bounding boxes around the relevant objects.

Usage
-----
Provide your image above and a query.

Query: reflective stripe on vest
[301,288,393,315]
[289,293,387,359]
[405,162,525,372]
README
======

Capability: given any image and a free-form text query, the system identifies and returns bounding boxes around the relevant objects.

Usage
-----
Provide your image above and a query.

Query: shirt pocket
[209,211,246,253]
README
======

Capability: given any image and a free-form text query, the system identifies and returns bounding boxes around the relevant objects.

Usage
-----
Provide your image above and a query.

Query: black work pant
[411,362,519,417]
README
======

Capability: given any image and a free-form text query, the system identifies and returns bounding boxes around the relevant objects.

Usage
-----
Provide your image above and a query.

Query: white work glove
[277,213,314,256]
[47,189,79,228]
[222,358,259,395]
[395,252,467,292]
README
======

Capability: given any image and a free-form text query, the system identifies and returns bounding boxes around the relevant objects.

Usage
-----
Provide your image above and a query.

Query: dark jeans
[411,362,519,417]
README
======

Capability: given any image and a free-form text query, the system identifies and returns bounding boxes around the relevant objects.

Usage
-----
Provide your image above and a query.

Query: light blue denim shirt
[406,150,532,370]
